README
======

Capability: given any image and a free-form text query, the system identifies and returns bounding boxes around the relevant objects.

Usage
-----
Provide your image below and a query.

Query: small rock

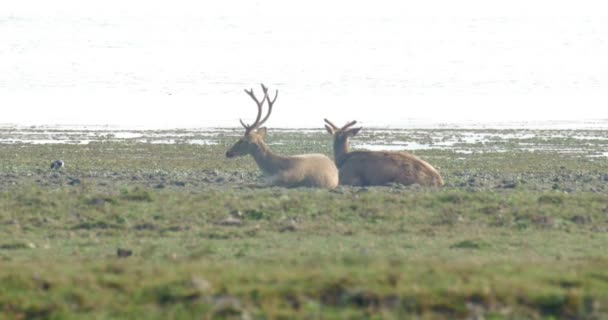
[532,215,555,228]
[213,296,242,316]
[32,273,52,291]
[570,215,592,225]
[50,160,64,170]
[279,219,298,232]
[230,210,243,218]
[215,217,243,227]
[117,248,133,258]
[190,276,212,292]
[382,295,401,309]
[591,226,608,233]
[164,225,190,232]
[133,223,157,231]
[498,180,517,189]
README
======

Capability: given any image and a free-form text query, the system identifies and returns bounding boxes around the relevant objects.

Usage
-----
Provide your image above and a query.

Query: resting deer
[324,119,444,187]
[225,84,338,188]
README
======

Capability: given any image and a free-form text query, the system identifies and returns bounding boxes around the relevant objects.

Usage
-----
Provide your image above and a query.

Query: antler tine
[257,84,278,128]
[243,87,267,131]
[324,118,339,130]
[341,120,358,130]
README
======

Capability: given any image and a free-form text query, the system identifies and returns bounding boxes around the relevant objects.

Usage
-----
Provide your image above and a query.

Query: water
[2,1,608,128]
[2,125,607,159]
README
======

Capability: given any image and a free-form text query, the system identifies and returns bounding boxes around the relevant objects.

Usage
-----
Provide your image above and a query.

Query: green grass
[1,129,608,319]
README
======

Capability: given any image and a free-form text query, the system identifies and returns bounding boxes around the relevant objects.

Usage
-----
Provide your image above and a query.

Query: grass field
[1,127,607,319]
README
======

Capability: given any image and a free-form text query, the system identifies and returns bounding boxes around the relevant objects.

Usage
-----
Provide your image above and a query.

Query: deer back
[338,151,443,187]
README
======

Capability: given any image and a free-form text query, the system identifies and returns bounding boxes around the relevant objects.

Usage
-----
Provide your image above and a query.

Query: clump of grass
[71,220,123,230]
[83,195,118,206]
[449,239,491,250]
[243,209,265,220]
[120,186,153,202]
[0,242,30,250]
[538,193,566,205]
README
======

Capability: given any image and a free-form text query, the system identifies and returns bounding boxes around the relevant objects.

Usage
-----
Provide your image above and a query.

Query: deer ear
[256,127,267,138]
[324,125,334,135]
[348,127,362,136]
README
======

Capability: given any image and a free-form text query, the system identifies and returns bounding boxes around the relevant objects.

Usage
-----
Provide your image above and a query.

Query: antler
[324,118,339,131]
[325,119,357,132]
[241,86,266,131]
[340,120,357,130]
[241,83,278,132]
[257,84,278,129]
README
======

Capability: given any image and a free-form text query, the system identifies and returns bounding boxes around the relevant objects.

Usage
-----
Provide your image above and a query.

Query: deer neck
[333,138,350,166]
[250,141,287,175]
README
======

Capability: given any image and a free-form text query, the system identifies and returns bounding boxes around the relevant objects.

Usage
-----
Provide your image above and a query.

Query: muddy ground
[1,125,607,193]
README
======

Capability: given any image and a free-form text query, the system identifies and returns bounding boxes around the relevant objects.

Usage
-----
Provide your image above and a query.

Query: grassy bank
[1,129,608,319]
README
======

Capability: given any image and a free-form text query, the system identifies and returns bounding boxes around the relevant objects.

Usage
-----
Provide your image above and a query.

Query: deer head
[226,84,278,158]
[324,118,362,150]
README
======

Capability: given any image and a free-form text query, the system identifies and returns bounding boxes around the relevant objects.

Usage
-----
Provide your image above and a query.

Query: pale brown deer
[225,84,338,188]
[324,119,444,187]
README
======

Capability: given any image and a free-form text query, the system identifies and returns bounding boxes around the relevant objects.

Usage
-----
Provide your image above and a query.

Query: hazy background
[2,0,607,128]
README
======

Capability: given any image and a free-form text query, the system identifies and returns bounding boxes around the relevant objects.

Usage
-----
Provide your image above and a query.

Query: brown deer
[324,119,444,187]
[225,84,338,188]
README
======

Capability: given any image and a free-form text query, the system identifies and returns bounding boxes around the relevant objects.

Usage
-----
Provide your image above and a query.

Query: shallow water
[1,125,607,157]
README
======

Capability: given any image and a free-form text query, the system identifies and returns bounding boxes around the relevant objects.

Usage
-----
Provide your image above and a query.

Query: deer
[324,119,444,187]
[225,84,339,189]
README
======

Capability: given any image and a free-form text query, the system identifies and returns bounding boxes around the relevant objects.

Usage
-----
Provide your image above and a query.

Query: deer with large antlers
[225,84,339,188]
[324,119,444,187]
